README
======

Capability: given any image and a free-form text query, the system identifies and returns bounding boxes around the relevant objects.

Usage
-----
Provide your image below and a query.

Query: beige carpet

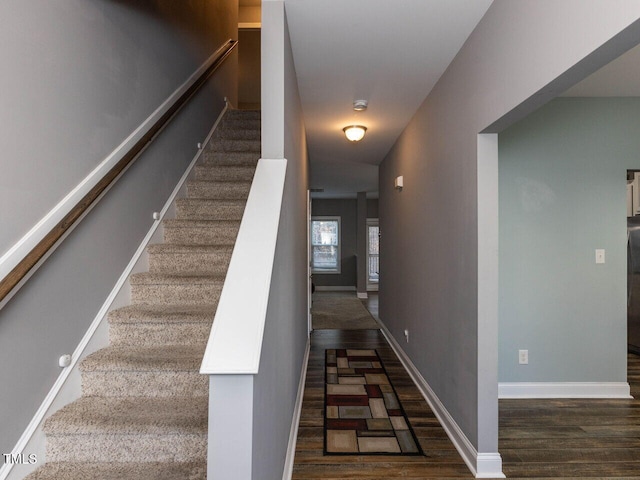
[25,110,260,480]
[312,292,379,329]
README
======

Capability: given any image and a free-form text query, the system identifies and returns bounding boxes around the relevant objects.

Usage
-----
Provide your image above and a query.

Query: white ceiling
[563,42,640,96]
[283,0,493,197]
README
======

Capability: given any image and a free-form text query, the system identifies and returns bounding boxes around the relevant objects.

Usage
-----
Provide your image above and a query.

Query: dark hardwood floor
[293,328,475,479]
[293,293,640,479]
[500,353,640,479]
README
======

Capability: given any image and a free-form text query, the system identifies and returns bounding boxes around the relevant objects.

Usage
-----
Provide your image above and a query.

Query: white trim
[499,382,632,399]
[377,319,504,479]
[282,338,311,480]
[200,159,288,375]
[0,44,231,309]
[0,110,226,480]
[314,286,356,292]
[476,133,500,464]
[357,292,368,299]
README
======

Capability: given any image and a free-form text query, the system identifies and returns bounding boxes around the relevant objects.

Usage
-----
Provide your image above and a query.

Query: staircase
[25,110,260,480]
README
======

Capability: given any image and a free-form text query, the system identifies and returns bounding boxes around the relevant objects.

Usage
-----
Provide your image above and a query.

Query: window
[367,219,379,289]
[311,217,341,273]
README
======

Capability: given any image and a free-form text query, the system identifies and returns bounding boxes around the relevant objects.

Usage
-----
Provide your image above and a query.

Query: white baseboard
[377,319,504,479]
[357,292,368,299]
[282,338,311,480]
[0,108,227,480]
[314,286,356,292]
[499,382,632,399]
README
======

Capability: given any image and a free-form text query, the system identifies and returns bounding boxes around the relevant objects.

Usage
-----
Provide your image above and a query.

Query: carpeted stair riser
[110,321,212,347]
[21,461,205,480]
[175,198,247,221]
[187,180,251,199]
[209,139,260,153]
[130,273,224,306]
[202,151,259,166]
[131,282,222,306]
[44,396,207,463]
[162,219,240,245]
[194,165,256,182]
[222,111,260,125]
[147,245,233,275]
[108,305,215,346]
[47,434,206,463]
[218,119,260,132]
[214,127,260,141]
[82,371,207,397]
[225,109,260,119]
[80,346,207,397]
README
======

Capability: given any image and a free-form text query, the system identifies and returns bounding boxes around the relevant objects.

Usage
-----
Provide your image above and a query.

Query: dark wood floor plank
[295,294,640,479]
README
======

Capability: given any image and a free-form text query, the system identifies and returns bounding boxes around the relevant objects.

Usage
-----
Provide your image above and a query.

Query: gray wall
[312,199,357,288]
[0,0,237,456]
[379,0,640,455]
[311,198,379,288]
[252,2,309,479]
[367,199,379,218]
[238,29,261,107]
[499,97,634,383]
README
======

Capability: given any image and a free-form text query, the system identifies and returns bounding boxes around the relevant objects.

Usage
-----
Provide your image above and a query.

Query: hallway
[293,293,640,479]
[292,328,475,479]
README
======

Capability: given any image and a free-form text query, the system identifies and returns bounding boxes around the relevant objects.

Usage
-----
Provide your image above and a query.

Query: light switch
[595,249,605,264]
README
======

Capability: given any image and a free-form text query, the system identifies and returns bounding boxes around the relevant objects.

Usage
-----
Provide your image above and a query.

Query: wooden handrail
[0,39,238,305]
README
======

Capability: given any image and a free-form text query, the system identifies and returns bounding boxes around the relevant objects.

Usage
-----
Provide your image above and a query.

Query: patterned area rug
[324,349,423,455]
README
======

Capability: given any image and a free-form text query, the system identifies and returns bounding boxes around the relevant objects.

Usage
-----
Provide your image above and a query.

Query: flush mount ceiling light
[343,125,367,142]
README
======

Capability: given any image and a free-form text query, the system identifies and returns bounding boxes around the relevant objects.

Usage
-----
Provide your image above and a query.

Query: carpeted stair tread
[23,461,205,480]
[202,151,259,166]
[129,272,226,285]
[147,244,233,274]
[79,345,208,397]
[80,345,205,372]
[147,243,234,254]
[109,305,216,324]
[187,180,252,199]
[210,138,260,153]
[162,219,240,245]
[108,305,214,347]
[44,396,207,435]
[176,198,247,220]
[225,109,260,119]
[214,127,260,141]
[218,117,261,131]
[194,165,256,182]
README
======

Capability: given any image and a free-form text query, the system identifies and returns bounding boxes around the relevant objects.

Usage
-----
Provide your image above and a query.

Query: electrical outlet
[404,329,409,343]
[518,349,528,365]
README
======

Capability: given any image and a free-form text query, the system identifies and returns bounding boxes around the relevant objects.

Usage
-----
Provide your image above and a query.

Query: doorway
[628,170,640,354]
